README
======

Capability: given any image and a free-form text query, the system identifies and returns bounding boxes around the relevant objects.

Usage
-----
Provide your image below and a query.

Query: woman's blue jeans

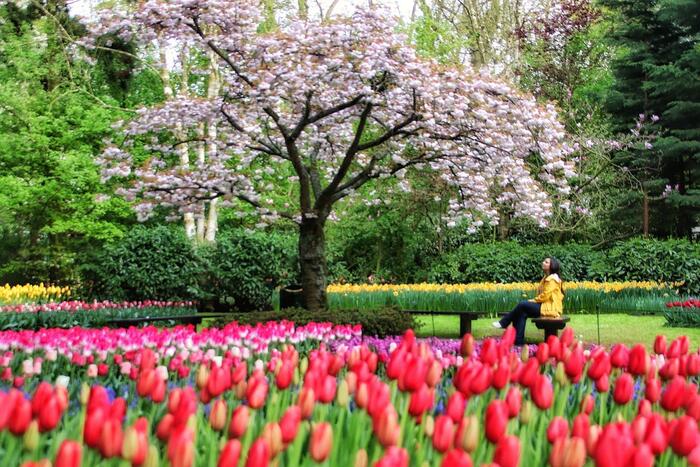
[499,300,542,345]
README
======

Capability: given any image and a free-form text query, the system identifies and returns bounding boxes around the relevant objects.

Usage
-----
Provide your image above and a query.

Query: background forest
[0,0,698,308]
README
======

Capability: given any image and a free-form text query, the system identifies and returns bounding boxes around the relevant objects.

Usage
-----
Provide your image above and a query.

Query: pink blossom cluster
[0,300,196,314]
[82,3,577,230]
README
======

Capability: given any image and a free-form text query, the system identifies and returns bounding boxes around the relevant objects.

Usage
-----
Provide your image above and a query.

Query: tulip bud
[310,422,333,463]
[337,379,350,407]
[209,399,228,432]
[261,422,283,458]
[279,406,301,444]
[464,416,479,453]
[144,444,160,467]
[196,365,209,390]
[432,415,455,453]
[300,357,308,375]
[424,415,435,438]
[354,449,368,467]
[298,387,315,419]
[10,397,32,435]
[23,420,39,452]
[521,345,529,362]
[122,425,148,466]
[519,400,533,425]
[555,362,567,386]
[99,417,124,458]
[550,437,586,467]
[460,334,474,357]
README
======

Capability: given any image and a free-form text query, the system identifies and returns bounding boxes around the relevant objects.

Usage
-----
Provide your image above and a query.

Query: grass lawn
[415,313,700,349]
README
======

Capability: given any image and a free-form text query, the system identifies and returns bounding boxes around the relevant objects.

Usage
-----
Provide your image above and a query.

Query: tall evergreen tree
[602,0,699,237]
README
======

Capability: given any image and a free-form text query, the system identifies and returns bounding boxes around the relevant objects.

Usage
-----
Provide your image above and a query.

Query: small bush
[80,226,201,301]
[198,230,298,312]
[210,306,419,337]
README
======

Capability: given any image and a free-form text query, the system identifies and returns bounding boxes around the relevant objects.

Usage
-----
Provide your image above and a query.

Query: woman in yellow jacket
[492,257,565,345]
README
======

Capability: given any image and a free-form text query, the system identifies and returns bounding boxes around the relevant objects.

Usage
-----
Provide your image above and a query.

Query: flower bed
[0,323,698,466]
[664,299,700,328]
[0,301,197,331]
[0,283,70,306]
[325,282,678,315]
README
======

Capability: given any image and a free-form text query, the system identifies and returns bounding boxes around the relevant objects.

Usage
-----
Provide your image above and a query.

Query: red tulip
[374,405,400,447]
[547,417,569,443]
[468,363,492,395]
[661,376,686,412]
[493,435,520,467]
[441,449,473,467]
[402,354,427,392]
[643,414,668,455]
[218,439,241,467]
[375,446,409,467]
[275,360,294,390]
[38,395,62,432]
[564,345,584,383]
[610,344,629,368]
[151,376,166,403]
[669,415,700,456]
[229,405,250,439]
[298,386,315,418]
[628,344,649,376]
[318,374,337,403]
[637,399,652,417]
[653,335,667,355]
[686,354,700,376]
[572,413,589,440]
[367,381,391,419]
[279,405,301,444]
[433,415,455,453]
[505,387,521,419]
[310,422,332,462]
[547,335,562,361]
[492,361,510,390]
[246,375,268,409]
[446,392,466,423]
[519,358,540,389]
[485,400,508,443]
[99,417,124,458]
[594,423,635,467]
[595,374,609,393]
[645,376,661,403]
[245,438,270,467]
[408,384,434,418]
[31,382,54,416]
[612,373,634,405]
[9,397,32,435]
[136,369,156,397]
[587,349,611,381]
[531,374,553,410]
[122,424,148,466]
[55,440,82,467]
[481,338,498,366]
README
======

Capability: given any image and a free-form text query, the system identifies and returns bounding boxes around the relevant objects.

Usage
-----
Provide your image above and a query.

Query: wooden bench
[106,312,228,328]
[498,313,571,341]
[403,310,484,336]
[532,316,570,340]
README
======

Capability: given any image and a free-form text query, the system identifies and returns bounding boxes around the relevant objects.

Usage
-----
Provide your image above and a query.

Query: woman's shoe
[491,321,502,329]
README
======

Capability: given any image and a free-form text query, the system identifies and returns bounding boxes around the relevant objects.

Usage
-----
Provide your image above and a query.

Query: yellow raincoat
[529,274,564,317]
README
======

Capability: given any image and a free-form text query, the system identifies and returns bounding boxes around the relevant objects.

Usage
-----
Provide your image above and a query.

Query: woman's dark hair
[548,257,561,276]
[548,257,565,295]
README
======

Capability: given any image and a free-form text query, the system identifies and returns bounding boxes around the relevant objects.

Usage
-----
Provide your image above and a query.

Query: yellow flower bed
[328,281,673,294]
[0,283,70,305]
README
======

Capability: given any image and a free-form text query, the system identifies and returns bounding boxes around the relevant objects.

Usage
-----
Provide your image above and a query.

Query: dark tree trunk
[298,216,328,312]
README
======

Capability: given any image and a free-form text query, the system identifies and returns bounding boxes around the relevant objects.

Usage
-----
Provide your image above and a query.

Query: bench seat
[532,316,570,340]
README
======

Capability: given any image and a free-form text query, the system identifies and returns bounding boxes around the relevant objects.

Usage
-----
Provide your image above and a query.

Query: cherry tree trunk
[298,217,328,312]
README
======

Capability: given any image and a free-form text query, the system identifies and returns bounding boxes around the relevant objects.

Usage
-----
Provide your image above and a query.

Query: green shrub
[590,238,700,295]
[210,306,419,337]
[425,242,599,283]
[80,226,201,301]
[198,230,298,312]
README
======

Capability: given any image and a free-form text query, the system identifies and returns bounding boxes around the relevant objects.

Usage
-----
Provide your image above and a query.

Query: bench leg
[543,327,559,341]
[459,315,472,336]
